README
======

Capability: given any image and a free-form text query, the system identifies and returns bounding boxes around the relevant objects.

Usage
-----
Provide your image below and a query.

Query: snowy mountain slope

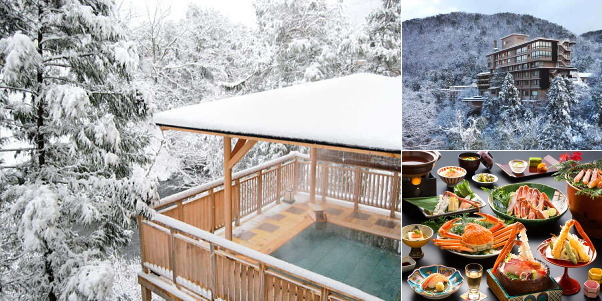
[402,12,602,87]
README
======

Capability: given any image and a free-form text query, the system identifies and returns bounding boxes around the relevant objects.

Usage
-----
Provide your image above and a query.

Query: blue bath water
[270,223,401,300]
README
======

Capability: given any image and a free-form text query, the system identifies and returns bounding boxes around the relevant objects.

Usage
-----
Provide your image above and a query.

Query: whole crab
[433,213,519,253]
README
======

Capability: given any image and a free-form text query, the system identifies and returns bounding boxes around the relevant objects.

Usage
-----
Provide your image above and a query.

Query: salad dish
[488,183,568,226]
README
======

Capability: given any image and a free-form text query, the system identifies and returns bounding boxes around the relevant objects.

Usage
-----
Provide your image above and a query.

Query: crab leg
[437,218,462,239]
[433,240,474,253]
[474,212,504,232]
[574,220,595,253]
[574,169,585,182]
[492,223,525,272]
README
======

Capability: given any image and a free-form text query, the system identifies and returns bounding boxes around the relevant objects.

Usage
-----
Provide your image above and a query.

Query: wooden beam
[227,139,257,169]
[224,136,233,241]
[231,138,246,157]
[158,125,400,158]
[309,148,317,203]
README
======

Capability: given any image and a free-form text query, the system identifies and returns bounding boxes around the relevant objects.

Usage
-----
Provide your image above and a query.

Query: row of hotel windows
[532,51,552,59]
[494,41,553,59]
[520,90,539,97]
[514,79,540,86]
[496,53,551,65]
[514,70,539,78]
[532,41,552,49]
[495,61,546,71]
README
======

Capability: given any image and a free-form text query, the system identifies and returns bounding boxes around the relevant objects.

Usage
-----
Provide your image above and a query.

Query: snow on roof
[579,72,593,78]
[153,73,401,153]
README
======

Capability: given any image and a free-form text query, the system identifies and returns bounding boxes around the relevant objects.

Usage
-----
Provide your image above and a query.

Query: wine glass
[465,263,483,300]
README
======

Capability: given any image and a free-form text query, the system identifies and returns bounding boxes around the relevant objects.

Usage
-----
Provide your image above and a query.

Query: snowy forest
[402,12,602,149]
[0,0,400,300]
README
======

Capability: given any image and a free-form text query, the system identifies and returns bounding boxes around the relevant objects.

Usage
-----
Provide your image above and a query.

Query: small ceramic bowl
[458,152,481,174]
[472,173,498,187]
[509,159,528,174]
[402,256,416,273]
[407,265,464,299]
[437,166,467,188]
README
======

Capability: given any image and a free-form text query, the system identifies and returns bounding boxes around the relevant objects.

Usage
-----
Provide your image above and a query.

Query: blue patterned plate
[407,265,464,299]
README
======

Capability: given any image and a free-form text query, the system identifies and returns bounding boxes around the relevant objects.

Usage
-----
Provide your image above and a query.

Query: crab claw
[474,212,504,232]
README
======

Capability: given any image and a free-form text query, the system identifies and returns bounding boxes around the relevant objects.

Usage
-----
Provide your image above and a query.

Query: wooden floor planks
[231,196,401,254]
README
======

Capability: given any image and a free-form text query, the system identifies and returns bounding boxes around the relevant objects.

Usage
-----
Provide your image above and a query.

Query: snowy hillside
[402,12,602,88]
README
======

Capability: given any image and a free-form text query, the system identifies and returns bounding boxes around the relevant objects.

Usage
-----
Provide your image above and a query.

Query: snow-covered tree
[252,0,354,88]
[360,0,400,76]
[497,73,524,122]
[541,76,577,148]
[0,0,157,299]
[591,68,602,126]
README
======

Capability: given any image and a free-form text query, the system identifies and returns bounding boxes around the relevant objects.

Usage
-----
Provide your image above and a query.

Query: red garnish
[559,153,570,162]
[570,151,583,161]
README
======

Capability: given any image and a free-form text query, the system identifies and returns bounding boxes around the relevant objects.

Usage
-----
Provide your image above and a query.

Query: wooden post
[321,162,328,203]
[137,216,149,273]
[353,166,361,212]
[209,188,215,233]
[309,147,318,203]
[176,200,183,221]
[169,227,179,289]
[390,172,400,218]
[276,163,282,204]
[141,286,152,301]
[210,243,217,299]
[260,263,267,301]
[234,178,241,226]
[321,287,329,301]
[224,136,233,241]
[257,170,263,214]
[292,156,299,193]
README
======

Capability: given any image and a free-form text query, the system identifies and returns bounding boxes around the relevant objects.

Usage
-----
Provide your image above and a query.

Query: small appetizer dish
[488,183,568,226]
[437,166,467,188]
[433,213,518,259]
[407,265,464,299]
[509,159,528,174]
[472,173,498,187]
[402,224,434,259]
[402,256,416,273]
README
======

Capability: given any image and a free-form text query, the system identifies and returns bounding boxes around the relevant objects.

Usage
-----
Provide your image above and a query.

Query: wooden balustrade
[154,153,399,235]
[139,213,381,301]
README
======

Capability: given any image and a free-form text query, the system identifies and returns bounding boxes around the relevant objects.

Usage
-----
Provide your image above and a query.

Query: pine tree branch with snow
[0,1,157,300]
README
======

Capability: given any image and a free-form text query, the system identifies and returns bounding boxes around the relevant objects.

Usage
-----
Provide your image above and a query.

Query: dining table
[401,150,602,300]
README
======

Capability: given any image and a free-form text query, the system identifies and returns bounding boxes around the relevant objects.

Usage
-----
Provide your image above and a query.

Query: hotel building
[479,33,577,100]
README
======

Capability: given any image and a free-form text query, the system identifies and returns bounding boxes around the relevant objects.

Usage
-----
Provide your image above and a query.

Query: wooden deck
[231,194,400,254]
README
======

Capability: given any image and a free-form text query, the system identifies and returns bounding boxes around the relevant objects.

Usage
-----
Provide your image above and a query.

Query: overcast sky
[401,0,602,35]
[119,0,381,28]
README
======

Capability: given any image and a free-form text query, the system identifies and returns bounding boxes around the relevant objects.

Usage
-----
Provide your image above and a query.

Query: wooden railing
[153,152,400,233]
[140,214,381,301]
[140,152,399,300]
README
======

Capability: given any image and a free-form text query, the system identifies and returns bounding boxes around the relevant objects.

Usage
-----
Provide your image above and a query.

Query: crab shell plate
[495,259,551,296]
